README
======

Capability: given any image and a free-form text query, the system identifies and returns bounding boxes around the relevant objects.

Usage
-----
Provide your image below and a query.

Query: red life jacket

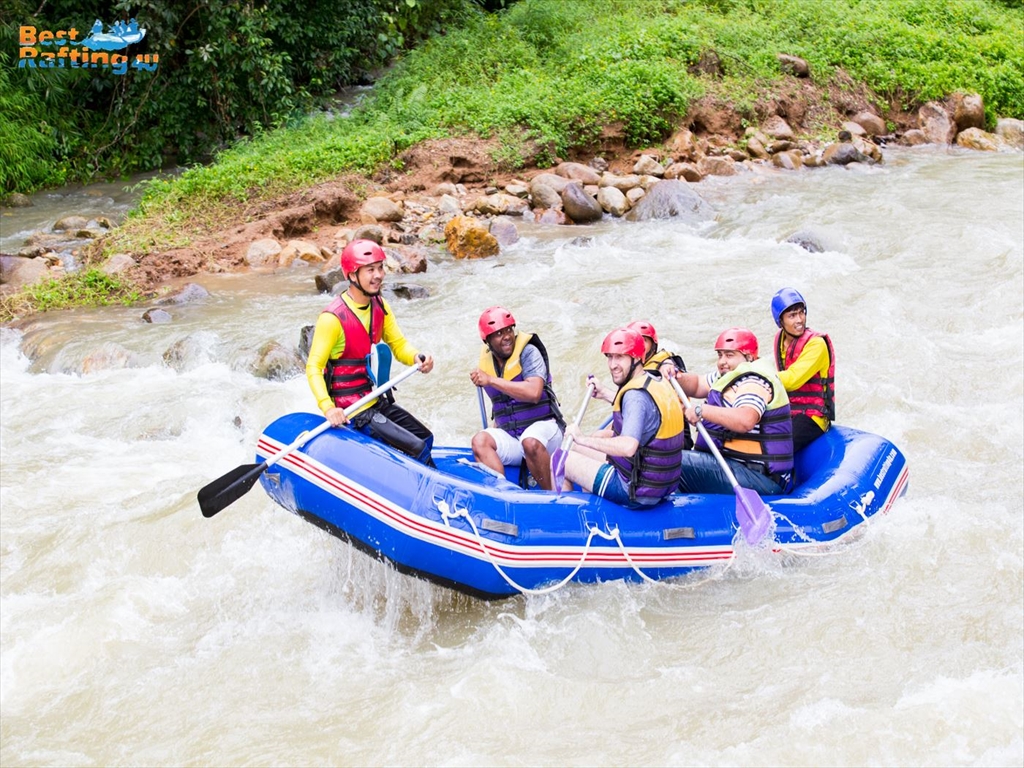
[774,328,836,421]
[323,295,387,408]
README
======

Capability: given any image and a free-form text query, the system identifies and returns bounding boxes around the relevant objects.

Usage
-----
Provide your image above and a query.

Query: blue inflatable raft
[256,413,909,599]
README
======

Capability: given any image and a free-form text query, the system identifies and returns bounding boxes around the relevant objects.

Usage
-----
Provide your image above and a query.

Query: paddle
[198,359,424,518]
[476,384,488,429]
[669,377,772,546]
[551,379,596,495]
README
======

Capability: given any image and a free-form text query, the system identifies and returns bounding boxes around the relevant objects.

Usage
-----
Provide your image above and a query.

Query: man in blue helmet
[770,287,836,452]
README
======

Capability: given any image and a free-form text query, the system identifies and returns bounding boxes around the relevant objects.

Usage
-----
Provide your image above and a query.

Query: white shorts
[484,420,563,466]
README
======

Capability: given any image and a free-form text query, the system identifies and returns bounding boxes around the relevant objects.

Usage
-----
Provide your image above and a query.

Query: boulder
[6,193,33,207]
[560,183,603,224]
[995,118,1024,149]
[53,215,89,232]
[599,172,641,191]
[315,268,345,295]
[0,254,49,290]
[246,238,282,268]
[278,239,326,268]
[530,172,569,194]
[761,116,794,140]
[529,180,563,210]
[955,128,1008,152]
[663,162,702,182]
[384,284,430,301]
[488,217,520,247]
[157,282,210,305]
[533,208,570,226]
[102,254,136,275]
[949,93,985,132]
[918,102,956,144]
[625,187,646,206]
[472,192,529,216]
[250,340,304,381]
[850,112,887,136]
[772,150,804,170]
[696,156,737,177]
[142,308,173,324]
[361,196,404,223]
[386,244,428,273]
[597,186,630,217]
[901,129,928,146]
[624,179,715,224]
[633,155,666,177]
[667,128,699,161]
[785,230,827,253]
[821,142,871,166]
[444,216,499,259]
[554,162,601,185]
[163,334,214,371]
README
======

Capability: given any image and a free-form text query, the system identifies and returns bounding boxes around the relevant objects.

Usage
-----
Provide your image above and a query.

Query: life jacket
[643,349,693,450]
[694,358,794,485]
[774,328,836,421]
[479,332,565,438]
[609,373,685,502]
[322,295,387,409]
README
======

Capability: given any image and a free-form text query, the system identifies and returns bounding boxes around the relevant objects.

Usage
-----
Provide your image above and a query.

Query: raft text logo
[19,19,158,75]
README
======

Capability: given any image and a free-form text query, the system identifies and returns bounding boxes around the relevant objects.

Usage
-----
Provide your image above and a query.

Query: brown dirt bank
[98,76,907,296]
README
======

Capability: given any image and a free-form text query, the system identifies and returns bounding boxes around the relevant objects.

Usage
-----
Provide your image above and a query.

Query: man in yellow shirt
[305,239,436,465]
[770,288,836,453]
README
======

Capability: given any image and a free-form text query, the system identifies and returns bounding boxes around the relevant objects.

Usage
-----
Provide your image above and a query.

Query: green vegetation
[107,0,1022,252]
[0,269,141,323]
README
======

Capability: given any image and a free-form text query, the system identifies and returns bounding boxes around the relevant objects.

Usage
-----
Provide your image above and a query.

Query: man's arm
[777,336,828,391]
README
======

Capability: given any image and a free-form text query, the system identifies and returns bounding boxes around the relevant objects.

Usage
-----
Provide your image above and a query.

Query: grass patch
[0,269,143,323]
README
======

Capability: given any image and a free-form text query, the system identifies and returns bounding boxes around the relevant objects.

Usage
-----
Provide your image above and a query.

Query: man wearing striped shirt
[668,328,795,495]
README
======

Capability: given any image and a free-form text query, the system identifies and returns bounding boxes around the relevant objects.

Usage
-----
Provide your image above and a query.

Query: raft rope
[438,499,735,595]
[771,507,876,558]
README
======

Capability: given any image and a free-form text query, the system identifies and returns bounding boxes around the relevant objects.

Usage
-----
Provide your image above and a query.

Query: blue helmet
[771,287,807,327]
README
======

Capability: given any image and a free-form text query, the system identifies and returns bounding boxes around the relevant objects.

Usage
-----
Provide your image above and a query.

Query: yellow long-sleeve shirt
[776,335,830,430]
[305,293,419,417]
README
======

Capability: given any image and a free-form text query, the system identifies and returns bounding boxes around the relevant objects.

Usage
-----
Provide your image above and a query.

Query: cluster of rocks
[0,214,115,293]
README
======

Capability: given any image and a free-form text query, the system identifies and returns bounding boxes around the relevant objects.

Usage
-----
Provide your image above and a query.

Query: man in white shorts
[470,306,565,490]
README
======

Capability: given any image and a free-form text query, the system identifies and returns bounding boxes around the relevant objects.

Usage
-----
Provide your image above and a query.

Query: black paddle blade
[198,462,268,518]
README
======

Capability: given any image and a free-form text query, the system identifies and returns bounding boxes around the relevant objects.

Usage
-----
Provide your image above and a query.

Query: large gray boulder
[560,183,603,224]
[624,180,715,223]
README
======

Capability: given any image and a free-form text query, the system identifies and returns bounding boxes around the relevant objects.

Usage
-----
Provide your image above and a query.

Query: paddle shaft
[670,377,743,492]
[558,380,596,452]
[477,385,488,429]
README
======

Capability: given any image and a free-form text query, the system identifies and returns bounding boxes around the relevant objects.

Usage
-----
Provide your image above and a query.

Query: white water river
[2,148,1022,766]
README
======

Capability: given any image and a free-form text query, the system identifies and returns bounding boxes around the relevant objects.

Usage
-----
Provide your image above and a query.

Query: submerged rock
[624,180,715,224]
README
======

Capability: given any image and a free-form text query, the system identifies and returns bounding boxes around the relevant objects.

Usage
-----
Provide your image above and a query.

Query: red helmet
[601,327,646,360]
[714,327,758,358]
[341,239,386,279]
[478,306,516,340]
[626,320,658,345]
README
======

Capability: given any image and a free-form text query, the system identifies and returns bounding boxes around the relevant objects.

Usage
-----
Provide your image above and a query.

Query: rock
[0,254,49,290]
[163,334,214,371]
[949,92,985,132]
[315,268,346,294]
[785,231,827,253]
[841,121,866,137]
[761,116,794,140]
[667,128,699,161]
[696,156,737,177]
[102,253,136,275]
[81,343,138,373]
[438,194,462,216]
[505,183,529,198]
[435,182,458,197]
[297,325,315,360]
[384,284,430,301]
[588,157,609,172]
[901,129,928,146]
[530,172,570,194]
[529,180,563,210]
[772,150,804,170]
[533,208,570,225]
[955,128,1008,152]
[726,149,748,162]
[350,224,385,244]
[386,244,428,273]
[472,192,529,216]
[777,54,810,77]
[599,172,641,191]
[918,101,956,144]
[822,142,871,165]
[851,136,883,163]
[142,308,173,324]
[633,155,666,177]
[361,196,404,222]
[157,282,210,305]
[488,217,520,247]
[624,179,715,223]
[278,239,325,268]
[995,118,1024,149]
[444,216,499,259]
[569,236,594,247]
[246,238,282,268]
[555,162,601,185]
[53,215,89,232]
[597,186,630,217]
[6,193,33,207]
[561,182,603,223]
[663,162,702,182]
[625,187,646,206]
[250,340,303,381]
[745,132,770,159]
[850,112,886,136]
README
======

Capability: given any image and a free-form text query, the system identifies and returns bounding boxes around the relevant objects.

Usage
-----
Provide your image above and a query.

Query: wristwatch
[694,404,703,422]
